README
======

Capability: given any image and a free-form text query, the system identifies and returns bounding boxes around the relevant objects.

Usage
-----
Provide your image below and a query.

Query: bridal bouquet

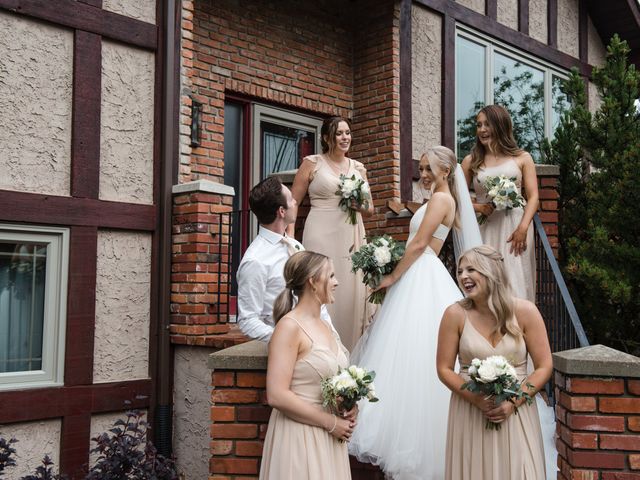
[335,174,370,225]
[321,365,378,413]
[461,355,533,430]
[478,175,527,224]
[351,234,405,304]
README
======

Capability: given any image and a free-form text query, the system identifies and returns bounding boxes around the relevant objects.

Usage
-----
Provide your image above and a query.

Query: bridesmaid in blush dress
[461,104,539,302]
[290,116,374,351]
[260,251,355,480]
[437,246,552,480]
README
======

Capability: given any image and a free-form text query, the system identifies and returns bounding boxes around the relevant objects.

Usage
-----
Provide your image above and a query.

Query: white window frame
[455,25,569,157]
[0,224,69,391]
[251,103,323,188]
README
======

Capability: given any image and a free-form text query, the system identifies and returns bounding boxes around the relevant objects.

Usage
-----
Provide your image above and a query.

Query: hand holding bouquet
[321,365,378,413]
[478,175,527,224]
[461,355,533,430]
[351,235,405,304]
[336,174,370,225]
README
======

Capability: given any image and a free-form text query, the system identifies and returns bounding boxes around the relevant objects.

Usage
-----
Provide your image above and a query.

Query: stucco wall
[411,5,442,158]
[557,0,579,58]
[0,12,72,196]
[589,81,602,113]
[173,346,212,479]
[0,420,61,477]
[529,0,548,44]
[456,0,484,14]
[588,17,607,66]
[100,40,155,205]
[93,230,151,383]
[103,0,156,24]
[497,0,518,31]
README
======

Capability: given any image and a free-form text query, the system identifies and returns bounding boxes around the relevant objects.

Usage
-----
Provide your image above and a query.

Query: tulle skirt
[348,249,462,480]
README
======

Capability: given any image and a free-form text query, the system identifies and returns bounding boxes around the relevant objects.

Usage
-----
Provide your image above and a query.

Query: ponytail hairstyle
[273,251,330,323]
[457,245,522,339]
[423,146,460,228]
[469,105,523,175]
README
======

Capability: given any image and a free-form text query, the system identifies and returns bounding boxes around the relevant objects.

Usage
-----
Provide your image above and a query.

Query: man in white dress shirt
[236,176,331,341]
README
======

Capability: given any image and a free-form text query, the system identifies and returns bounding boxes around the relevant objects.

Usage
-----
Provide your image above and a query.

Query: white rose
[471,358,482,368]
[488,355,507,369]
[366,382,376,400]
[477,363,499,383]
[361,182,370,196]
[468,365,478,376]
[348,365,366,380]
[378,237,389,247]
[373,246,391,266]
[341,179,356,197]
[336,375,358,391]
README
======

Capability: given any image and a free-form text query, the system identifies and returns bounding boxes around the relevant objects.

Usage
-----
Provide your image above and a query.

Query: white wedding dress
[349,202,461,480]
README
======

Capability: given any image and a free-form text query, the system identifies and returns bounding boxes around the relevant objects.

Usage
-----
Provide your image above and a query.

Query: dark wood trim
[548,0,558,48]
[518,0,529,35]
[0,0,157,50]
[0,191,157,231]
[415,0,591,76]
[0,379,152,423]
[71,30,101,199]
[486,0,497,20]
[399,0,412,202]
[442,15,456,149]
[579,0,588,63]
[64,227,98,386]
[60,414,91,479]
[77,0,101,6]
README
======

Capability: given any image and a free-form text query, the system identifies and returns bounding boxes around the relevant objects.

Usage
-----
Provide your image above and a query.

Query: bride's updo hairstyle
[273,251,330,323]
[457,245,522,339]
[423,146,460,228]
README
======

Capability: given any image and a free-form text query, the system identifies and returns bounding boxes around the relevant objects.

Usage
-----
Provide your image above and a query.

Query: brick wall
[554,345,640,479]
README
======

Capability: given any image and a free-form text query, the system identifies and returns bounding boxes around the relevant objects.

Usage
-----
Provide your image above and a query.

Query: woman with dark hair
[437,245,552,479]
[259,251,354,480]
[461,104,539,302]
[290,116,374,351]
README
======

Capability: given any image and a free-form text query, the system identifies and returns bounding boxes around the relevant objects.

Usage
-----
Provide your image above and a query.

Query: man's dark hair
[249,176,287,225]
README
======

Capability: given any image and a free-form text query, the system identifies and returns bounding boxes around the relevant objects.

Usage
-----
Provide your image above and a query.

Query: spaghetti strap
[283,315,314,343]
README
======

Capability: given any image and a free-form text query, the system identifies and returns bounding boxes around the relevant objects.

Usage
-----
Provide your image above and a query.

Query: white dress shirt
[236,226,332,342]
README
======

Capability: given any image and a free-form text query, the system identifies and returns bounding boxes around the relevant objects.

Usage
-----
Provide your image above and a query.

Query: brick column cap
[553,344,640,378]
[208,340,268,371]
[535,164,559,176]
[172,179,236,196]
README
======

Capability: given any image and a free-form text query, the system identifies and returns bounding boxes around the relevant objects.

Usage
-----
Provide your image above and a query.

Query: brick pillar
[536,164,559,256]
[209,341,271,479]
[553,344,640,479]
[171,179,245,349]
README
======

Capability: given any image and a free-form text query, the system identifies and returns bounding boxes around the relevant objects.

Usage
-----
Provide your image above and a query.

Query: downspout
[156,0,180,457]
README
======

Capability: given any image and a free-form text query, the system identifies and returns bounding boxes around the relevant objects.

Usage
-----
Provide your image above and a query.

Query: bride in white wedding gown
[349,147,472,479]
[349,146,558,479]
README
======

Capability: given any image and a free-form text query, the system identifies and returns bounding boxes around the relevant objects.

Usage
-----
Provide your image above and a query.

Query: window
[0,224,69,390]
[455,27,569,162]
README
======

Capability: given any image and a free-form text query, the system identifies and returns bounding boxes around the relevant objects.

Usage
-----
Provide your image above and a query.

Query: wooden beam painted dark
[0,0,157,50]
[0,191,157,231]
[486,0,497,20]
[71,30,101,199]
[400,0,413,202]
[0,379,152,423]
[60,414,91,479]
[579,0,588,63]
[442,15,456,149]
[519,0,529,35]
[64,227,98,386]
[548,0,558,48]
[415,0,591,75]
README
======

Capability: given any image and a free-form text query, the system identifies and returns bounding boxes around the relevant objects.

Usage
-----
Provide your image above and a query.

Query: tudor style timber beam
[400,0,413,202]
[0,0,157,50]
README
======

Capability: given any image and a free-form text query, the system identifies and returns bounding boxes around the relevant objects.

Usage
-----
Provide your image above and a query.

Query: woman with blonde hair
[437,245,552,479]
[349,146,481,479]
[259,251,355,480]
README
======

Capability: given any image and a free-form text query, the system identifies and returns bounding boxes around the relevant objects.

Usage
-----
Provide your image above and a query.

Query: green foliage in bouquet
[335,174,370,225]
[351,235,405,304]
[542,35,640,355]
[321,366,378,413]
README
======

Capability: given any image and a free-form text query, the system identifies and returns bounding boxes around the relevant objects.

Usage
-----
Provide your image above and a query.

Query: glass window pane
[552,75,570,132]
[261,122,315,178]
[456,36,486,161]
[0,241,47,373]
[493,53,545,161]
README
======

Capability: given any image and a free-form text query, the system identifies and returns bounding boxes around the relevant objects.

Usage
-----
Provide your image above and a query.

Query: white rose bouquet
[461,355,533,430]
[321,365,378,414]
[350,234,405,304]
[478,175,527,224]
[335,174,370,225]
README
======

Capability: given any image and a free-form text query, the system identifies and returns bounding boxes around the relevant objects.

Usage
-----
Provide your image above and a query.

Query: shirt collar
[258,226,286,245]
